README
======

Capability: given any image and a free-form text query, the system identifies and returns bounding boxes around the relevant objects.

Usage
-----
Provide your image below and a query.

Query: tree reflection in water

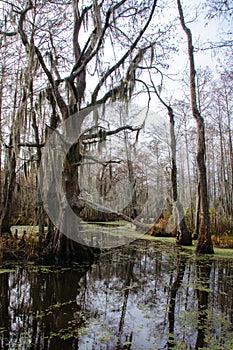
[0,240,233,349]
[0,272,10,350]
[195,258,212,349]
[167,252,188,348]
[6,265,90,350]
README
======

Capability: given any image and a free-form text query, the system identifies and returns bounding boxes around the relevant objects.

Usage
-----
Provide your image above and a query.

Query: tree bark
[177,0,214,254]
[193,181,200,240]
[0,149,16,234]
[168,107,192,245]
[0,73,24,235]
[0,67,3,210]
[45,143,97,263]
[225,89,233,221]
[152,80,192,245]
[124,130,138,219]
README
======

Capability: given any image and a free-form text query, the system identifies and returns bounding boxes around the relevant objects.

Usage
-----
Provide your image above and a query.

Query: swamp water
[0,238,233,350]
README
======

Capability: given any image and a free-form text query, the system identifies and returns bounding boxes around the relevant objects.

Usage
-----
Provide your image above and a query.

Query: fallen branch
[79,195,149,232]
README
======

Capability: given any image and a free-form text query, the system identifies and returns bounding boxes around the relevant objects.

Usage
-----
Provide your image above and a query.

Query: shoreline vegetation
[0,222,232,264]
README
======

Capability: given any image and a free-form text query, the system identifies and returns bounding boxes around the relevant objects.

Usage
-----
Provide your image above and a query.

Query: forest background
[0,0,232,262]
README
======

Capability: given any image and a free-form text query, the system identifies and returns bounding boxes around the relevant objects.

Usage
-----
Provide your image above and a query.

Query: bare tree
[0,67,28,234]
[0,67,4,213]
[151,80,192,245]
[177,0,214,254]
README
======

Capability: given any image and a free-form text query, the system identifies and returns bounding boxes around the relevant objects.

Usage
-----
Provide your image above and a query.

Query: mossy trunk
[0,150,16,235]
[45,145,97,263]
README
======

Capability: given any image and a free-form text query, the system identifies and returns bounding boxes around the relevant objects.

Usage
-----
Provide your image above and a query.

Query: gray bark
[177,0,214,254]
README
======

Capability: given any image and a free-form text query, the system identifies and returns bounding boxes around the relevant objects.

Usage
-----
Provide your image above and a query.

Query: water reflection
[167,252,188,348]
[0,272,10,350]
[0,240,233,349]
[195,259,212,349]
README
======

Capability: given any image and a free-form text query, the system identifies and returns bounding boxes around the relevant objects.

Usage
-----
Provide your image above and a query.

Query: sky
[168,0,232,82]
[133,0,232,140]
[139,0,232,113]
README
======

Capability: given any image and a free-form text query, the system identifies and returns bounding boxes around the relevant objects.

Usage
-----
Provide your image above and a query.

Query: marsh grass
[211,232,233,248]
[0,222,232,263]
[0,231,39,261]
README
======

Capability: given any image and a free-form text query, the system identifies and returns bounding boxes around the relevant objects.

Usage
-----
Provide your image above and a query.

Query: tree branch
[79,195,148,231]
[91,0,158,103]
[70,0,128,77]
[177,0,198,118]
[0,30,17,36]
[5,142,45,149]
[81,125,141,141]
[17,2,69,119]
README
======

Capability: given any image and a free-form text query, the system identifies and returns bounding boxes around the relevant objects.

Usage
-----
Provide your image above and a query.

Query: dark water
[0,239,233,350]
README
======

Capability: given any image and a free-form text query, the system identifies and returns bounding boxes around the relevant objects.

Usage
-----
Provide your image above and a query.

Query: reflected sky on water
[0,239,233,349]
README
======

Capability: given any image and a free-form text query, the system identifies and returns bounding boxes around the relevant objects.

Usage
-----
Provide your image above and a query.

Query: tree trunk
[124,130,138,219]
[0,147,16,235]
[177,0,214,254]
[152,81,192,245]
[193,181,200,240]
[225,90,233,222]
[168,107,192,245]
[45,144,97,263]
[195,119,214,253]
[0,67,27,235]
[30,81,46,241]
[184,112,194,227]
[0,67,3,210]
